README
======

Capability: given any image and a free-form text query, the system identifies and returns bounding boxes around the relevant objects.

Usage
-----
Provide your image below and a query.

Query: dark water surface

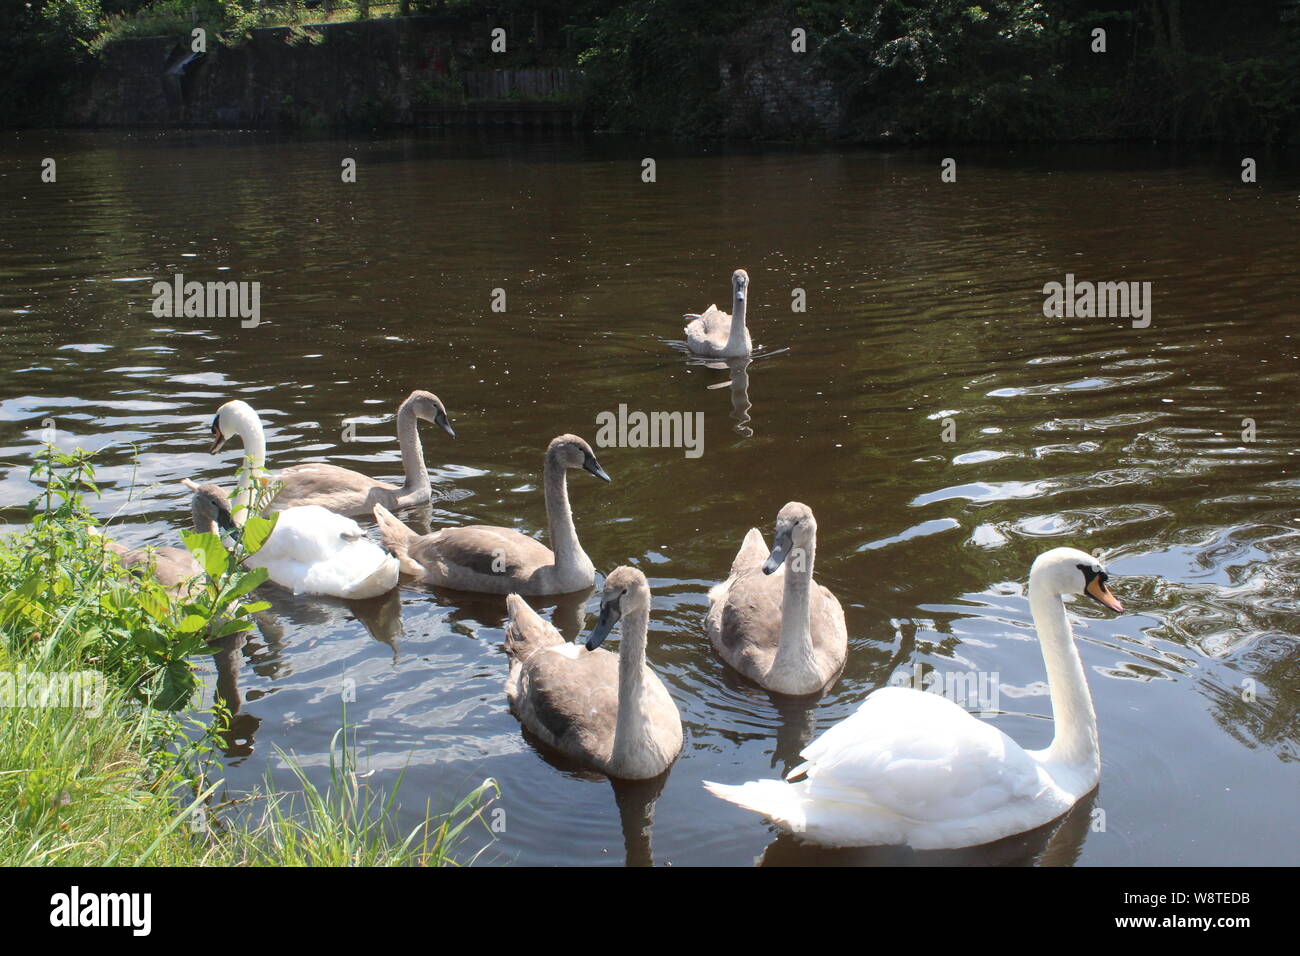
[1,130,1297,866]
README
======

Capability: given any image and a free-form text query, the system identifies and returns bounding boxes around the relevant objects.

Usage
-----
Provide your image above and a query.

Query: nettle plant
[0,445,277,711]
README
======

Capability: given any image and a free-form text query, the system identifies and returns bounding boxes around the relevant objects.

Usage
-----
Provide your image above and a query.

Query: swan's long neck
[393,398,430,506]
[728,287,748,347]
[612,603,651,770]
[543,455,588,576]
[230,406,267,526]
[191,499,218,535]
[1028,578,1100,779]
[772,533,817,679]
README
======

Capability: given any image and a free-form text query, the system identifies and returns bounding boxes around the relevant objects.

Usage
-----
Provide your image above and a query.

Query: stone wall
[718,17,845,140]
[76,18,470,128]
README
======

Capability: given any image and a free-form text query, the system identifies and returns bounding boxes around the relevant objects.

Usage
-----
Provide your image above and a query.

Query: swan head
[181,477,235,536]
[732,269,749,303]
[548,434,612,483]
[1031,547,1123,613]
[584,565,649,650]
[763,501,817,575]
[209,400,258,454]
[406,390,455,439]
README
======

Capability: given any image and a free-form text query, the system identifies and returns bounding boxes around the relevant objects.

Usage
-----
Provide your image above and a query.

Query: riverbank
[5,1,1297,143]
[0,446,495,866]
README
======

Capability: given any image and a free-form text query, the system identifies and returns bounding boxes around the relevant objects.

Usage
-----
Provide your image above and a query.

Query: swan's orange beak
[208,425,226,455]
[1086,576,1123,613]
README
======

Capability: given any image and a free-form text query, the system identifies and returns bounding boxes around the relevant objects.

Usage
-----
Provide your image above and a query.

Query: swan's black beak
[583,452,612,483]
[435,408,456,439]
[584,599,621,650]
[208,415,227,454]
[763,528,793,575]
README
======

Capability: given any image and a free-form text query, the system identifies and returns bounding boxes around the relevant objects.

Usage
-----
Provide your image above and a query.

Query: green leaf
[242,514,278,556]
[157,660,197,711]
[176,614,208,633]
[136,587,169,621]
[133,628,166,654]
[225,566,268,602]
[241,600,271,614]
[181,530,230,578]
[216,619,254,638]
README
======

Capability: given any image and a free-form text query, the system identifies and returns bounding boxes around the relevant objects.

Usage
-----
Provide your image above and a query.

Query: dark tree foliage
[0,0,102,127]
[4,0,1298,141]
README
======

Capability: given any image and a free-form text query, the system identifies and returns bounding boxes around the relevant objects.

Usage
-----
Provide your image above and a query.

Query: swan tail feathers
[703,779,807,830]
[371,504,424,578]
[504,593,563,660]
[732,527,768,575]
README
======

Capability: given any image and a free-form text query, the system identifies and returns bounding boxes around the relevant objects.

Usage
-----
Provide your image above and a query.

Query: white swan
[706,502,847,695]
[208,393,453,518]
[704,547,1123,849]
[685,269,752,357]
[179,481,399,602]
[504,566,682,779]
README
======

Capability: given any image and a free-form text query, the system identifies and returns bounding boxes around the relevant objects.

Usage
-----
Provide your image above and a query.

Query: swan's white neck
[771,534,818,684]
[728,287,748,349]
[612,604,652,774]
[543,454,590,579]
[393,397,431,506]
[1028,575,1100,786]
[227,404,267,526]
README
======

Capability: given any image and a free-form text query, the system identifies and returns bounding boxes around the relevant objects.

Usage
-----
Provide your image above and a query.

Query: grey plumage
[504,567,682,780]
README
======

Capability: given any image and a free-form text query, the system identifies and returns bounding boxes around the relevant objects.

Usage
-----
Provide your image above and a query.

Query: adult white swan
[706,502,847,695]
[208,391,454,518]
[704,547,1123,849]
[372,434,611,595]
[504,567,682,779]
[685,269,752,357]
[179,480,399,601]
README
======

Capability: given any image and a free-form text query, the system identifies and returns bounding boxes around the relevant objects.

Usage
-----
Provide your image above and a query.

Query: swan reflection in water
[516,722,672,867]
[704,356,753,437]
[687,348,786,438]
[205,586,407,760]
[757,787,1099,867]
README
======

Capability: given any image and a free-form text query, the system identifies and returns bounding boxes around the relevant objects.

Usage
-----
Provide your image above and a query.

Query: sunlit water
[1,130,1297,866]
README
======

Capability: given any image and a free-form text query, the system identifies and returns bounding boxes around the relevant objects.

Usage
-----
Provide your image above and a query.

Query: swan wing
[254,507,362,563]
[271,464,392,513]
[504,593,564,661]
[794,687,1043,823]
[412,525,552,579]
[515,643,620,759]
[251,506,397,598]
[685,305,728,344]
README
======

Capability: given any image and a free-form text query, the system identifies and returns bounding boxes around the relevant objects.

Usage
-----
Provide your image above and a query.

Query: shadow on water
[757,788,1099,867]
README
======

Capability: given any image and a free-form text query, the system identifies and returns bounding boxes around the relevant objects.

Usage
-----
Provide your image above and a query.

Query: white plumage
[250,505,399,600]
[705,547,1124,849]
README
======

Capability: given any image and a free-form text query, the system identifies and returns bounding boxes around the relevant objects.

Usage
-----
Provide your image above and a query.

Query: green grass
[1,445,497,866]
